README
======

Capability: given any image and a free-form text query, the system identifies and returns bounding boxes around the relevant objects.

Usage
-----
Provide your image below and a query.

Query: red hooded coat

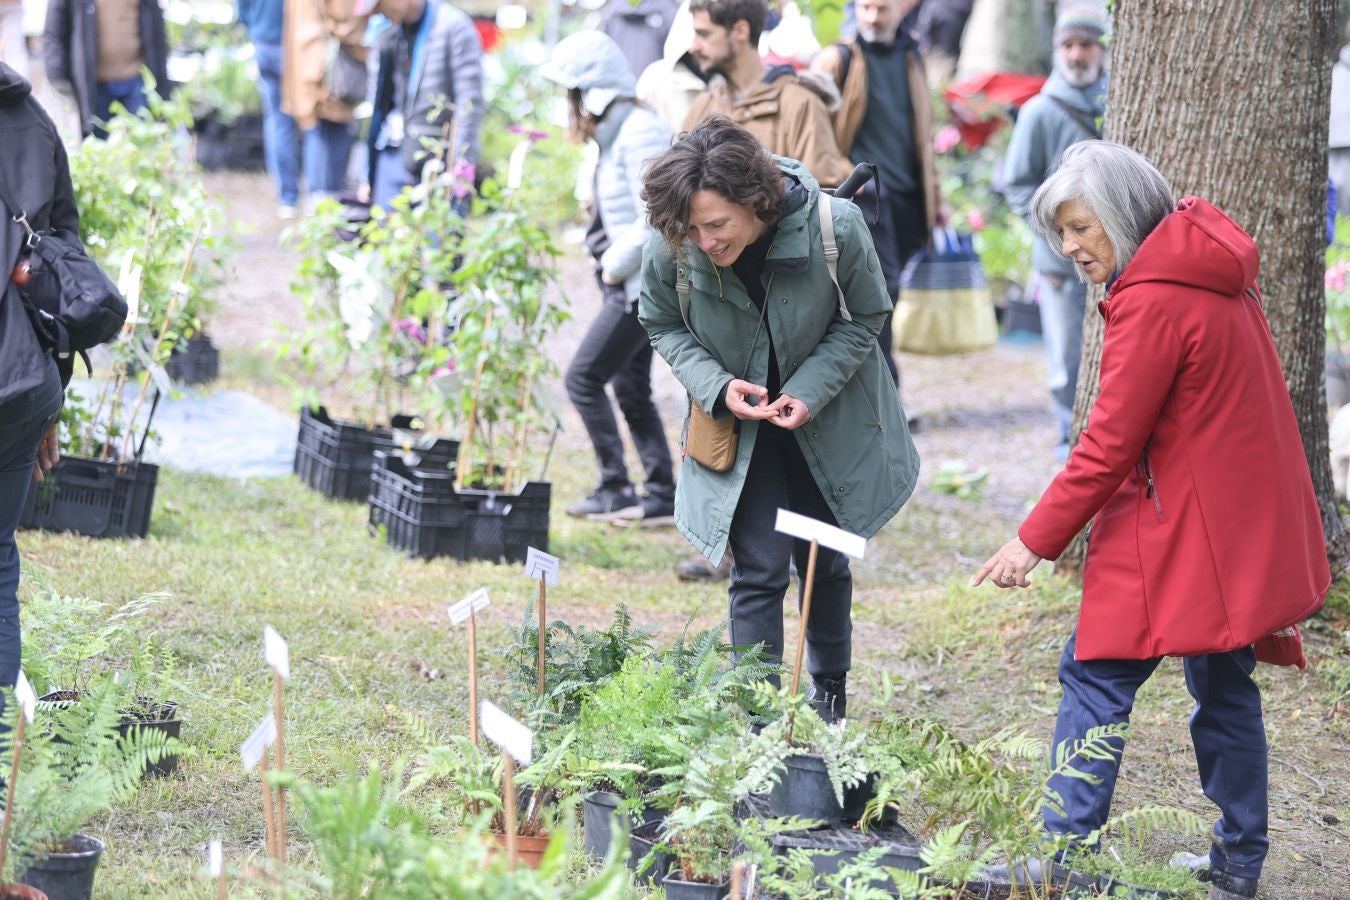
[1019,197,1330,660]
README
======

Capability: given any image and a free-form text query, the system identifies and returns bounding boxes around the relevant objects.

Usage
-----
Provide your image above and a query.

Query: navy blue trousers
[1045,631,1268,880]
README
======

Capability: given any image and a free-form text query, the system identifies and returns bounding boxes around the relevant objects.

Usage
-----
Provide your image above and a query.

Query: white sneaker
[277,204,299,221]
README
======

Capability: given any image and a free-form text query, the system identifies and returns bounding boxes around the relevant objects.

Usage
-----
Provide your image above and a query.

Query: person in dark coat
[974,141,1329,900]
[601,0,679,79]
[43,0,168,138]
[0,61,74,718]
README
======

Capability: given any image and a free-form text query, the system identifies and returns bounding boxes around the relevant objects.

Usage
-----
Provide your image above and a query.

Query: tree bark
[1058,0,1348,576]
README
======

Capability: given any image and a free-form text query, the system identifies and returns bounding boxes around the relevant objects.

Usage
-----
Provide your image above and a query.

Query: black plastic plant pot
[627,820,674,886]
[767,753,843,828]
[294,406,457,503]
[19,457,158,539]
[661,876,729,900]
[841,772,900,827]
[19,833,105,900]
[582,790,665,859]
[115,700,182,778]
[368,452,549,564]
[165,333,219,386]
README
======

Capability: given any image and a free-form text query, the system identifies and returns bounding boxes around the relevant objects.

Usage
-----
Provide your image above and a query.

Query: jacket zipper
[1142,448,1163,519]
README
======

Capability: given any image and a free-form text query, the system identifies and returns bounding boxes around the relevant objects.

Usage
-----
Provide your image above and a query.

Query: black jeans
[860,188,927,387]
[564,277,674,497]
[727,424,852,679]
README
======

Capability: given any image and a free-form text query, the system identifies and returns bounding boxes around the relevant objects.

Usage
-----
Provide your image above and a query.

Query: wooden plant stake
[524,549,560,697]
[208,840,225,900]
[449,590,491,744]
[455,304,496,491]
[730,861,745,899]
[773,510,867,745]
[263,627,291,866]
[0,672,37,884]
[480,700,534,871]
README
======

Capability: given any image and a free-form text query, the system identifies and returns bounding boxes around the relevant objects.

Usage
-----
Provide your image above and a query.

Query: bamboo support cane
[260,747,278,863]
[272,671,287,866]
[730,861,745,900]
[467,608,479,744]
[0,714,27,882]
[502,751,518,868]
[785,538,820,746]
[536,573,547,697]
[454,305,494,490]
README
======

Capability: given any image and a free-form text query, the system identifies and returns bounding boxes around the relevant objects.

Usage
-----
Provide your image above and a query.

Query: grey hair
[1029,140,1175,279]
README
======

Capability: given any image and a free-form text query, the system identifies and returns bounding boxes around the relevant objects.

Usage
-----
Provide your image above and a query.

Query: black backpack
[0,179,127,359]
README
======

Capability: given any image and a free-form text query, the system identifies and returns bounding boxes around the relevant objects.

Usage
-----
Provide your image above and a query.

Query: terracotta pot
[488,831,551,869]
[3,884,48,900]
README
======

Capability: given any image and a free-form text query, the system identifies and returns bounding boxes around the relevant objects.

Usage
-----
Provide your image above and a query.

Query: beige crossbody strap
[817,196,852,323]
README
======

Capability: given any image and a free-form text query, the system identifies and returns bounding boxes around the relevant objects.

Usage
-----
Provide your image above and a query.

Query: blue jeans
[372,146,413,210]
[304,120,355,197]
[92,76,146,137]
[0,359,63,711]
[253,41,300,206]
[1037,272,1087,446]
[1045,631,1269,880]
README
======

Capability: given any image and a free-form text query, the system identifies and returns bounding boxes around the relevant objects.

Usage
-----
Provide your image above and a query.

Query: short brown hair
[642,116,784,248]
[689,0,769,45]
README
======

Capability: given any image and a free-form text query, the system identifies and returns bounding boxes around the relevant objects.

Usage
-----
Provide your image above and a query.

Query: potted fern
[759,686,869,829]
[6,681,177,899]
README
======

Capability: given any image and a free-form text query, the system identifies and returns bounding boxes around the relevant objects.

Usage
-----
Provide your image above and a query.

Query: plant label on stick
[774,509,867,558]
[240,712,278,771]
[263,625,290,680]
[448,588,491,625]
[14,669,36,725]
[479,700,533,765]
[524,547,559,585]
[208,840,223,877]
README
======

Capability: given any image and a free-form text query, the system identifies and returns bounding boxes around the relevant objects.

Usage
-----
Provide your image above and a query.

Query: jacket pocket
[1141,448,1164,520]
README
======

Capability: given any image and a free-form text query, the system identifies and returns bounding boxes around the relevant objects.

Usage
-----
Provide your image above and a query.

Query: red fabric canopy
[942,72,1048,149]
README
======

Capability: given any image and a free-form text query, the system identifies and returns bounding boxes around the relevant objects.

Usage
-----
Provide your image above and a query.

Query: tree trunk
[1058,0,1348,576]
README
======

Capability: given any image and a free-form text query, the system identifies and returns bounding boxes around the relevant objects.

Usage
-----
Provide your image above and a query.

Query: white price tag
[207,840,223,877]
[240,712,277,771]
[524,547,559,585]
[774,509,867,559]
[449,588,491,625]
[480,700,533,765]
[263,625,290,680]
[14,670,35,725]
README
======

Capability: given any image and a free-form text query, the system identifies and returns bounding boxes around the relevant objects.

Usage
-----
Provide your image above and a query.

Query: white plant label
[480,700,533,765]
[449,588,491,625]
[263,625,290,680]
[774,509,867,559]
[14,669,35,725]
[240,712,277,771]
[208,840,223,877]
[524,547,560,585]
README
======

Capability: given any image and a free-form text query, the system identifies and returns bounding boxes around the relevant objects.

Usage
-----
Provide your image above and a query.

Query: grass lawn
[17,444,1350,898]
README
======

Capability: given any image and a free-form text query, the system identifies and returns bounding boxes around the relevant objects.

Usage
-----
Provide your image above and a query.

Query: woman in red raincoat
[973,140,1329,900]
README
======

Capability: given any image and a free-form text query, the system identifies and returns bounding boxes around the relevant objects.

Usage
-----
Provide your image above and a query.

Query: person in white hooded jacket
[636,1,707,132]
[543,31,677,524]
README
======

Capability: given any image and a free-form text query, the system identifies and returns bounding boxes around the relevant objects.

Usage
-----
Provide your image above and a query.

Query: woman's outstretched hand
[972,537,1043,589]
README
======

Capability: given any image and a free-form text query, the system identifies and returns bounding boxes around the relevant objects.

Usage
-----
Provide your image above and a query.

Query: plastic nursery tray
[294,405,457,502]
[20,456,158,538]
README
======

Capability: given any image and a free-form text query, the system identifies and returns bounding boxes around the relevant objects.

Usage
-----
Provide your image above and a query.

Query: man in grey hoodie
[1002,7,1107,460]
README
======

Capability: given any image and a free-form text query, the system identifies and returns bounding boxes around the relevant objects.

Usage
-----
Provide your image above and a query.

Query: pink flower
[506,124,550,143]
[395,318,428,344]
[433,363,457,378]
[966,208,986,232]
[451,159,476,200]
[934,125,962,155]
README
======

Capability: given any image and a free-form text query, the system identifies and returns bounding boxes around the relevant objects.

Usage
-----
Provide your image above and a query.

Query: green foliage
[182,45,262,126]
[930,460,990,501]
[754,842,954,899]
[65,86,230,459]
[4,679,178,879]
[1325,216,1350,352]
[19,582,166,695]
[752,682,869,805]
[1065,843,1206,898]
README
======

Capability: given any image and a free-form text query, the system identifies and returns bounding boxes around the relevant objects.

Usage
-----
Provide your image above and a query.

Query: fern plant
[751,682,869,805]
[20,588,166,695]
[2,679,178,880]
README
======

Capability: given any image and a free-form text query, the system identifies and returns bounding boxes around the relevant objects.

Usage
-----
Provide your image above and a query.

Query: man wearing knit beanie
[1001,5,1108,461]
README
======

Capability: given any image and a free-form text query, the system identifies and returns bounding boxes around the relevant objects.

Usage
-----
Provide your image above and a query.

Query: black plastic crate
[293,406,457,502]
[166,333,220,386]
[20,457,158,538]
[368,453,550,564]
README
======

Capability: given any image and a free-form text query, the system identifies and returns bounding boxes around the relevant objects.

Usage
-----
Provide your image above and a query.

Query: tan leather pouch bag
[686,402,739,472]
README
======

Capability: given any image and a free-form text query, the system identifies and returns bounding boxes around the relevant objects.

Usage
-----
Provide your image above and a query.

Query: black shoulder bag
[0,179,128,360]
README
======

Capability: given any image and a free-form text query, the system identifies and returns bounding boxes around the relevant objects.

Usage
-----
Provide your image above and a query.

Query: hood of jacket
[1110,196,1259,301]
[1041,66,1107,117]
[0,61,31,107]
[707,65,841,115]
[540,30,636,116]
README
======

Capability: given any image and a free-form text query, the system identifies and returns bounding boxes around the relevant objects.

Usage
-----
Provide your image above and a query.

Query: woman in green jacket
[638,117,920,719]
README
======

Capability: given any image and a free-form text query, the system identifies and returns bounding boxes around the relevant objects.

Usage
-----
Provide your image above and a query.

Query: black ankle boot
[807,673,847,723]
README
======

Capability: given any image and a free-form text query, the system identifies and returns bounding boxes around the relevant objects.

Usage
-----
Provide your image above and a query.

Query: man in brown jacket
[812,0,939,387]
[683,0,852,189]
[282,0,368,199]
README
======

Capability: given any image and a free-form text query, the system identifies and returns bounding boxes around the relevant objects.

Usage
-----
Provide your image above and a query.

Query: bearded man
[1002,7,1108,461]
